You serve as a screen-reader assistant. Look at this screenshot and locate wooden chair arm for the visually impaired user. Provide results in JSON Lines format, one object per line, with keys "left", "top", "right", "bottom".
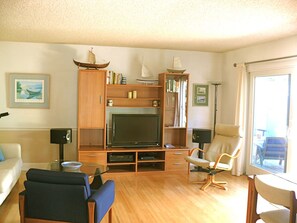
{"left": 213, "top": 149, "right": 241, "bottom": 169}
{"left": 19, "top": 192, "right": 25, "bottom": 223}
{"left": 189, "top": 147, "right": 204, "bottom": 156}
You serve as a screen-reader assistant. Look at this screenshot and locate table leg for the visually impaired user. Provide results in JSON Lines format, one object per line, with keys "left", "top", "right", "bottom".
{"left": 90, "top": 168, "right": 103, "bottom": 189}
{"left": 246, "top": 176, "right": 259, "bottom": 223}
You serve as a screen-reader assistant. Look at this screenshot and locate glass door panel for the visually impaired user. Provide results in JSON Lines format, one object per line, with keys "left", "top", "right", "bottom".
{"left": 251, "top": 74, "right": 290, "bottom": 173}
{"left": 165, "top": 76, "right": 188, "bottom": 128}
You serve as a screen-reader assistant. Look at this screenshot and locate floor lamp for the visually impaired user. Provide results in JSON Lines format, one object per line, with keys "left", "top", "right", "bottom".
{"left": 210, "top": 82, "right": 222, "bottom": 136}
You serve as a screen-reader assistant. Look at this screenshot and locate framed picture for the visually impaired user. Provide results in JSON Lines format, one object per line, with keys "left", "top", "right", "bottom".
{"left": 193, "top": 84, "right": 209, "bottom": 106}
{"left": 8, "top": 73, "right": 50, "bottom": 108}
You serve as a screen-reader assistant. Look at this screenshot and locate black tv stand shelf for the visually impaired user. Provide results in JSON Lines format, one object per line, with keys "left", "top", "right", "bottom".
{"left": 106, "top": 149, "right": 166, "bottom": 173}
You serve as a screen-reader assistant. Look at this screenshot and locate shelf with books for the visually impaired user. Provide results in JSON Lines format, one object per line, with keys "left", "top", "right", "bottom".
{"left": 159, "top": 73, "right": 189, "bottom": 149}
{"left": 107, "top": 71, "right": 124, "bottom": 85}
{"left": 106, "top": 98, "right": 161, "bottom": 108}
{"left": 107, "top": 84, "right": 161, "bottom": 89}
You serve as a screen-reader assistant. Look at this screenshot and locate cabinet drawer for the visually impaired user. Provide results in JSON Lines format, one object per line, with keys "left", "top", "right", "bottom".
{"left": 165, "top": 150, "right": 189, "bottom": 171}
{"left": 79, "top": 152, "right": 107, "bottom": 165}
{"left": 166, "top": 150, "right": 188, "bottom": 160}
{"left": 166, "top": 161, "right": 188, "bottom": 171}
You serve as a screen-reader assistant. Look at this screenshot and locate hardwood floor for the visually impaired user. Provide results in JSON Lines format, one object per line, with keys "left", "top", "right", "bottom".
{"left": 0, "top": 171, "right": 249, "bottom": 223}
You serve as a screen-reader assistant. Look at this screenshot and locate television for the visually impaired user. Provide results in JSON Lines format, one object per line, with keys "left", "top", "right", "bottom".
{"left": 111, "top": 114, "right": 161, "bottom": 148}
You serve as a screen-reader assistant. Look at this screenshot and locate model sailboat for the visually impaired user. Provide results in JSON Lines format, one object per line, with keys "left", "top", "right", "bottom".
{"left": 137, "top": 58, "right": 158, "bottom": 85}
{"left": 73, "top": 47, "right": 110, "bottom": 69}
{"left": 88, "top": 48, "right": 96, "bottom": 64}
{"left": 167, "top": 56, "right": 186, "bottom": 73}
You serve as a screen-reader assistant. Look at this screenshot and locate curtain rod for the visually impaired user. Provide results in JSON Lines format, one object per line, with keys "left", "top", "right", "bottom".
{"left": 233, "top": 54, "right": 297, "bottom": 67}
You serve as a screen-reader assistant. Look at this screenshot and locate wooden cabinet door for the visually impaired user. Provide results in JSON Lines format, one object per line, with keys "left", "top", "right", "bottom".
{"left": 78, "top": 70, "right": 106, "bottom": 128}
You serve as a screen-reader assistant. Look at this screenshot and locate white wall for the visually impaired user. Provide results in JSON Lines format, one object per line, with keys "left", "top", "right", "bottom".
{"left": 221, "top": 35, "right": 297, "bottom": 124}
{"left": 0, "top": 41, "right": 221, "bottom": 131}
{"left": 1, "top": 36, "right": 296, "bottom": 163}
{"left": 1, "top": 36, "right": 296, "bottom": 135}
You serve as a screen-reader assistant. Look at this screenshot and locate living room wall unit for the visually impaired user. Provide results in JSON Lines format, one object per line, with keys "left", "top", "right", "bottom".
{"left": 77, "top": 68, "right": 190, "bottom": 173}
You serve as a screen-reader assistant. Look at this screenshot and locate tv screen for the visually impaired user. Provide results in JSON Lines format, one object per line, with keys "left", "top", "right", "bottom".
{"left": 111, "top": 114, "right": 161, "bottom": 147}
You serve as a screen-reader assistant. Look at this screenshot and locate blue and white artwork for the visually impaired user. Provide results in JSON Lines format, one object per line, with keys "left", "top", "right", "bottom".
{"left": 15, "top": 79, "right": 44, "bottom": 103}
{"left": 9, "top": 73, "right": 49, "bottom": 108}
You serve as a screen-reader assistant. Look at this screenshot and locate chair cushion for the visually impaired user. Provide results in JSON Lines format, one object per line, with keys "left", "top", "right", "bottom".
{"left": 215, "top": 124, "right": 241, "bottom": 137}
{"left": 24, "top": 181, "right": 89, "bottom": 223}
{"left": 205, "top": 134, "right": 241, "bottom": 164}
{"left": 260, "top": 209, "right": 293, "bottom": 223}
{"left": 0, "top": 144, "right": 21, "bottom": 159}
{"left": 0, "top": 158, "right": 23, "bottom": 193}
{"left": 185, "top": 156, "right": 210, "bottom": 169}
{"left": 185, "top": 156, "right": 231, "bottom": 170}
{"left": 26, "top": 168, "right": 91, "bottom": 196}
{"left": 0, "top": 170, "right": 13, "bottom": 193}
{"left": 261, "top": 137, "right": 287, "bottom": 160}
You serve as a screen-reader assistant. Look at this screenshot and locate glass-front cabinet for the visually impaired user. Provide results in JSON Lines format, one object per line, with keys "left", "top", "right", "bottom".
{"left": 159, "top": 73, "right": 189, "bottom": 148}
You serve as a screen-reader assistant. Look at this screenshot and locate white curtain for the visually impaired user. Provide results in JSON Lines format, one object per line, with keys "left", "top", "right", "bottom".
{"left": 232, "top": 63, "right": 248, "bottom": 176}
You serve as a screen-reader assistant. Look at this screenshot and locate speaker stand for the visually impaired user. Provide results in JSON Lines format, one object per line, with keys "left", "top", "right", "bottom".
{"left": 198, "top": 143, "right": 205, "bottom": 159}
{"left": 59, "top": 144, "right": 65, "bottom": 163}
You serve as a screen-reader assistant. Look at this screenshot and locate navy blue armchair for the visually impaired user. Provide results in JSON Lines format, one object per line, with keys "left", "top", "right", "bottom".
{"left": 19, "top": 168, "right": 115, "bottom": 223}
{"left": 257, "top": 137, "right": 287, "bottom": 166}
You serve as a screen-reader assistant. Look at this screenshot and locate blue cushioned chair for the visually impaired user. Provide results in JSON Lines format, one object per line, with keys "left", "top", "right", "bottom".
{"left": 256, "top": 137, "right": 287, "bottom": 166}
{"left": 19, "top": 168, "right": 115, "bottom": 223}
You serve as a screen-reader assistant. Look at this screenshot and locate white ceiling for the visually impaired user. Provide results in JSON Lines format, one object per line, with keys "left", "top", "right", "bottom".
{"left": 1, "top": 0, "right": 297, "bottom": 52}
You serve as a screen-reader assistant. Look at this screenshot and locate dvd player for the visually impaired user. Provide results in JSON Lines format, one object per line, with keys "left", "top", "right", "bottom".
{"left": 108, "top": 153, "right": 134, "bottom": 163}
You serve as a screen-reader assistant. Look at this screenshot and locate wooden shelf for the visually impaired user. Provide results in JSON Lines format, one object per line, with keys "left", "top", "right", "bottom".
{"left": 107, "top": 84, "right": 161, "bottom": 104}
{"left": 107, "top": 84, "right": 162, "bottom": 88}
{"left": 79, "top": 146, "right": 105, "bottom": 151}
{"left": 137, "top": 162, "right": 165, "bottom": 172}
{"left": 107, "top": 165, "right": 136, "bottom": 173}
{"left": 138, "top": 159, "right": 165, "bottom": 163}
{"left": 164, "top": 126, "right": 187, "bottom": 129}
{"left": 106, "top": 98, "right": 161, "bottom": 108}
{"left": 107, "top": 97, "right": 160, "bottom": 100}
{"left": 107, "top": 162, "right": 136, "bottom": 165}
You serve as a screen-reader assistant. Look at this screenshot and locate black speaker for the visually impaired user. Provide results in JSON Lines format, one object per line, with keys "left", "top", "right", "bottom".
{"left": 50, "top": 128, "right": 72, "bottom": 144}
{"left": 192, "top": 129, "right": 212, "bottom": 159}
{"left": 192, "top": 129, "right": 212, "bottom": 143}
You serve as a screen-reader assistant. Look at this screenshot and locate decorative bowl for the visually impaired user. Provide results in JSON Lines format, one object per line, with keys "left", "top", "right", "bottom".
{"left": 61, "top": 161, "right": 82, "bottom": 170}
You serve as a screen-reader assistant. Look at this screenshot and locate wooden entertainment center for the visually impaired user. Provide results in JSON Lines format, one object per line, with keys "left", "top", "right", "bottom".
{"left": 77, "top": 69, "right": 190, "bottom": 173}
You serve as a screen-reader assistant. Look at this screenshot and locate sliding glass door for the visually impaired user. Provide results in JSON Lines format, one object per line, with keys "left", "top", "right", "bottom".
{"left": 246, "top": 65, "right": 297, "bottom": 175}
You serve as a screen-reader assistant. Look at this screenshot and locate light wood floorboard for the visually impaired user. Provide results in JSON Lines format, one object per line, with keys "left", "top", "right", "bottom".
{"left": 0, "top": 171, "right": 249, "bottom": 223}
